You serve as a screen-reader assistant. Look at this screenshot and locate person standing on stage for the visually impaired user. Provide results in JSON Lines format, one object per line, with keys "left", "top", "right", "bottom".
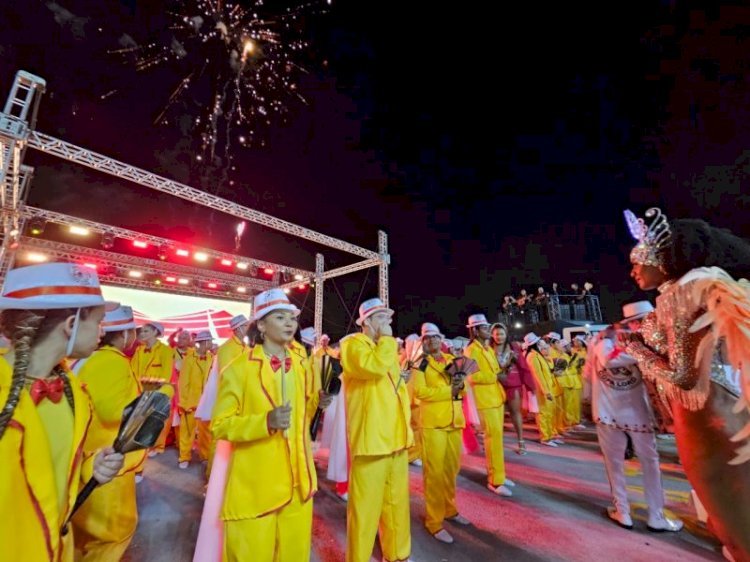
{"left": 211, "top": 288, "right": 331, "bottom": 561}
{"left": 340, "top": 298, "right": 413, "bottom": 562}
{"left": 73, "top": 305, "right": 145, "bottom": 561}
{"left": 0, "top": 263, "right": 124, "bottom": 562}
{"left": 130, "top": 321, "right": 173, "bottom": 454}
{"left": 412, "top": 322, "right": 471, "bottom": 544}
{"left": 592, "top": 301, "right": 683, "bottom": 532}
{"left": 178, "top": 330, "right": 214, "bottom": 469}
{"left": 465, "top": 314, "right": 514, "bottom": 497}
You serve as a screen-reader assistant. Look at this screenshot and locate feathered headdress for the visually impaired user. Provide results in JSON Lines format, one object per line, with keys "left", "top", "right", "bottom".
{"left": 623, "top": 207, "right": 672, "bottom": 268}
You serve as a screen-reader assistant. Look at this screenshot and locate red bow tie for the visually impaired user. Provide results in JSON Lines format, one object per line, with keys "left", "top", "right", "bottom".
{"left": 30, "top": 377, "right": 65, "bottom": 406}
{"left": 270, "top": 356, "right": 292, "bottom": 373}
{"left": 143, "top": 348, "right": 152, "bottom": 354}
{"left": 434, "top": 356, "right": 446, "bottom": 364}
{"left": 198, "top": 355, "right": 207, "bottom": 361}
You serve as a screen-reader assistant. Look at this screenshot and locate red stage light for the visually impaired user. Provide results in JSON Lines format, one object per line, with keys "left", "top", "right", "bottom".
{"left": 221, "top": 259, "right": 233, "bottom": 266}
{"left": 208, "top": 282, "right": 218, "bottom": 289}
{"left": 298, "top": 284, "right": 307, "bottom": 290}
{"left": 83, "top": 263, "right": 97, "bottom": 270}
{"left": 178, "top": 278, "right": 189, "bottom": 285}
{"left": 263, "top": 268, "right": 274, "bottom": 275}
{"left": 176, "top": 249, "right": 190, "bottom": 257}
{"left": 133, "top": 241, "right": 148, "bottom": 249}
{"left": 165, "top": 276, "right": 177, "bottom": 283}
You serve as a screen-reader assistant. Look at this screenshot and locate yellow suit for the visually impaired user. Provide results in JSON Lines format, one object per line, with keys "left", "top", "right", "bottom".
{"left": 465, "top": 339, "right": 507, "bottom": 487}
{"left": 568, "top": 349, "right": 586, "bottom": 425}
{"left": 0, "top": 358, "right": 93, "bottom": 562}
{"left": 130, "top": 341, "right": 174, "bottom": 452}
{"left": 549, "top": 349, "right": 572, "bottom": 433}
{"left": 212, "top": 343, "right": 320, "bottom": 561}
{"left": 526, "top": 350, "right": 559, "bottom": 442}
{"left": 341, "top": 333, "right": 412, "bottom": 562}
{"left": 73, "top": 346, "right": 145, "bottom": 561}
{"left": 413, "top": 352, "right": 465, "bottom": 534}
{"left": 178, "top": 350, "right": 213, "bottom": 463}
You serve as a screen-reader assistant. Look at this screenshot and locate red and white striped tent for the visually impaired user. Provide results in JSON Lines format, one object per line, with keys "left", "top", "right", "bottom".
{"left": 133, "top": 309, "right": 236, "bottom": 339}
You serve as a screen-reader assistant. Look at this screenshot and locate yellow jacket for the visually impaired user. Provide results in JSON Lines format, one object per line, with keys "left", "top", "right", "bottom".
{"left": 412, "top": 353, "right": 465, "bottom": 429}
{"left": 211, "top": 344, "right": 319, "bottom": 520}
{"left": 340, "top": 333, "right": 413, "bottom": 457}
{"left": 570, "top": 349, "right": 587, "bottom": 387}
{"left": 0, "top": 358, "right": 93, "bottom": 562}
{"left": 130, "top": 340, "right": 173, "bottom": 382}
{"left": 217, "top": 335, "right": 248, "bottom": 377}
{"left": 77, "top": 346, "right": 145, "bottom": 476}
{"left": 178, "top": 350, "right": 213, "bottom": 411}
{"left": 526, "top": 350, "right": 562, "bottom": 397}
{"left": 465, "top": 339, "right": 506, "bottom": 409}
{"left": 549, "top": 349, "right": 580, "bottom": 389}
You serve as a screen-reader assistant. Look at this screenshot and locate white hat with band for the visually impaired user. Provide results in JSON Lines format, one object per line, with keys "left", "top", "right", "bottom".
{"left": 102, "top": 305, "right": 136, "bottom": 332}
{"left": 253, "top": 288, "right": 300, "bottom": 322}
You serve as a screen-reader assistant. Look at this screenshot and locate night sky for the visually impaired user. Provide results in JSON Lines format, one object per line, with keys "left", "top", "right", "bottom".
{"left": 2, "top": 0, "right": 750, "bottom": 338}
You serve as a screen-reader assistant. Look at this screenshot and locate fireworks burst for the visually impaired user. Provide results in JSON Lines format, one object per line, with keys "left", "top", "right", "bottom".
{"left": 110, "top": 0, "right": 328, "bottom": 161}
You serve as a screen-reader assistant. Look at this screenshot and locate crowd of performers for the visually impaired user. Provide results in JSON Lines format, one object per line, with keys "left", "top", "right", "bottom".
{"left": 1, "top": 207, "right": 750, "bottom": 562}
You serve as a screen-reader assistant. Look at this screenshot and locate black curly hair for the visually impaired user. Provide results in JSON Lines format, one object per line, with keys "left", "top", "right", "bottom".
{"left": 657, "top": 219, "right": 750, "bottom": 281}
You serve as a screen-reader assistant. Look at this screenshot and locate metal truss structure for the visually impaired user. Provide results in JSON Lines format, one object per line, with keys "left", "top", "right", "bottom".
{"left": 0, "top": 70, "right": 390, "bottom": 331}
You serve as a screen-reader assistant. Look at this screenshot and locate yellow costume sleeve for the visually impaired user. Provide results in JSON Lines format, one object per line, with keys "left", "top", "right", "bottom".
{"left": 412, "top": 368, "right": 452, "bottom": 402}
{"left": 341, "top": 335, "right": 398, "bottom": 381}
{"left": 211, "top": 368, "right": 272, "bottom": 443}
{"left": 528, "top": 353, "right": 551, "bottom": 395}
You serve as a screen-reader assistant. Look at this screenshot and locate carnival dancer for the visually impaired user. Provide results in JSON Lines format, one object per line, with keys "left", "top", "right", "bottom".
{"left": 210, "top": 288, "right": 331, "bottom": 561}
{"left": 545, "top": 332, "right": 571, "bottom": 437}
{"left": 412, "top": 322, "right": 471, "bottom": 544}
{"left": 591, "top": 302, "right": 683, "bottom": 532}
{"left": 570, "top": 336, "right": 588, "bottom": 427}
{"left": 524, "top": 333, "right": 564, "bottom": 447}
{"left": 178, "top": 330, "right": 213, "bottom": 469}
{"left": 621, "top": 208, "right": 750, "bottom": 560}
{"left": 465, "top": 314, "right": 514, "bottom": 496}
{"left": 490, "top": 323, "right": 536, "bottom": 455}
{"left": 73, "top": 305, "right": 145, "bottom": 561}
{"left": 0, "top": 263, "right": 124, "bottom": 561}
{"left": 340, "top": 298, "right": 413, "bottom": 562}
{"left": 130, "top": 321, "right": 173, "bottom": 454}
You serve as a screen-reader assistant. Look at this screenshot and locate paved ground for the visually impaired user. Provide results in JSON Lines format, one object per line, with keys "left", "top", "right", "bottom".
{"left": 124, "top": 423, "right": 724, "bottom": 562}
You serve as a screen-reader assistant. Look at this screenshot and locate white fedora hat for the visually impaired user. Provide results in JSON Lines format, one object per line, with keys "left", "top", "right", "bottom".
{"left": 355, "top": 297, "right": 394, "bottom": 326}
{"left": 253, "top": 288, "right": 300, "bottom": 322}
{"left": 522, "top": 332, "right": 542, "bottom": 349}
{"left": 545, "top": 332, "right": 562, "bottom": 341}
{"left": 420, "top": 322, "right": 444, "bottom": 338}
{"left": 229, "top": 314, "right": 250, "bottom": 330}
{"left": 466, "top": 314, "right": 490, "bottom": 329}
{"left": 194, "top": 330, "right": 213, "bottom": 342}
{"left": 300, "top": 326, "right": 317, "bottom": 346}
{"left": 0, "top": 263, "right": 117, "bottom": 311}
{"left": 621, "top": 301, "right": 654, "bottom": 323}
{"left": 102, "top": 305, "right": 136, "bottom": 333}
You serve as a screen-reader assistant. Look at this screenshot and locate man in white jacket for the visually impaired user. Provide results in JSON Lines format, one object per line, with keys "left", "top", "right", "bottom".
{"left": 592, "top": 301, "right": 683, "bottom": 533}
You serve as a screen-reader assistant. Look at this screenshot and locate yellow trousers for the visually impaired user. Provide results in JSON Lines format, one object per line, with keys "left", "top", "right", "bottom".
{"left": 535, "top": 392, "right": 555, "bottom": 442}
{"left": 563, "top": 388, "right": 582, "bottom": 426}
{"left": 197, "top": 420, "right": 212, "bottom": 462}
{"left": 477, "top": 406, "right": 506, "bottom": 487}
{"left": 223, "top": 490, "right": 312, "bottom": 562}
{"left": 72, "top": 472, "right": 138, "bottom": 561}
{"left": 153, "top": 415, "right": 171, "bottom": 453}
{"left": 179, "top": 410, "right": 197, "bottom": 462}
{"left": 554, "top": 395, "right": 566, "bottom": 434}
{"left": 422, "top": 428, "right": 461, "bottom": 534}
{"left": 408, "top": 406, "right": 422, "bottom": 463}
{"left": 347, "top": 451, "right": 411, "bottom": 562}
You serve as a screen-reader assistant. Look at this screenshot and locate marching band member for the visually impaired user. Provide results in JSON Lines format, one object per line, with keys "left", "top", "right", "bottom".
{"left": 402, "top": 333, "right": 423, "bottom": 467}
{"left": 412, "top": 322, "right": 471, "bottom": 544}
{"left": 341, "top": 298, "right": 413, "bottom": 562}
{"left": 524, "top": 333, "right": 563, "bottom": 447}
{"left": 178, "top": 331, "right": 214, "bottom": 469}
{"left": 130, "top": 321, "right": 173, "bottom": 454}
{"left": 0, "top": 263, "right": 124, "bottom": 561}
{"left": 547, "top": 333, "right": 579, "bottom": 433}
{"left": 465, "top": 314, "right": 514, "bottom": 497}
{"left": 211, "top": 289, "right": 331, "bottom": 561}
{"left": 73, "top": 305, "right": 144, "bottom": 561}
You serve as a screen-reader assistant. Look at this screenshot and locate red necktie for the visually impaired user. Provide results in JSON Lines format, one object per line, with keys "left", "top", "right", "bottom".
{"left": 270, "top": 356, "right": 292, "bottom": 372}
{"left": 30, "top": 377, "right": 65, "bottom": 406}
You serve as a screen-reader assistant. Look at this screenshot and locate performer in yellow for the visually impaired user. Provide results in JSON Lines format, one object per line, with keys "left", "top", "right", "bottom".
{"left": 524, "top": 333, "right": 564, "bottom": 447}
{"left": 178, "top": 330, "right": 214, "bottom": 468}
{"left": 130, "top": 321, "right": 173, "bottom": 453}
{"left": 0, "top": 263, "right": 124, "bottom": 562}
{"left": 73, "top": 304, "right": 145, "bottom": 561}
{"left": 212, "top": 289, "right": 331, "bottom": 561}
{"left": 567, "top": 336, "right": 587, "bottom": 429}
{"left": 546, "top": 333, "right": 579, "bottom": 432}
{"left": 465, "top": 313, "right": 513, "bottom": 497}
{"left": 402, "top": 334, "right": 423, "bottom": 466}
{"left": 412, "top": 322, "right": 470, "bottom": 544}
{"left": 341, "top": 297, "right": 413, "bottom": 562}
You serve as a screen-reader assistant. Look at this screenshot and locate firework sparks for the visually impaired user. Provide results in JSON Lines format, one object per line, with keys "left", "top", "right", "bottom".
{"left": 110, "top": 0, "right": 328, "bottom": 161}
